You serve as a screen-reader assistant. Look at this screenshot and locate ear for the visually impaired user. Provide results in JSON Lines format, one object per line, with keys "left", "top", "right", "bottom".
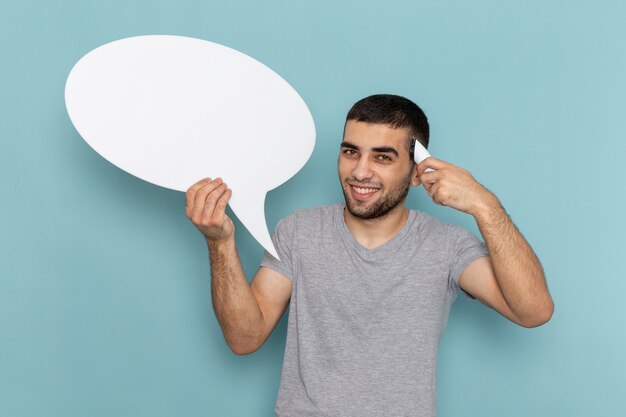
{"left": 410, "top": 163, "right": 421, "bottom": 187}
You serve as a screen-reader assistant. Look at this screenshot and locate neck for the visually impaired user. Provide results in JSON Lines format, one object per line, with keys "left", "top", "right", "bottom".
{"left": 343, "top": 203, "right": 410, "bottom": 249}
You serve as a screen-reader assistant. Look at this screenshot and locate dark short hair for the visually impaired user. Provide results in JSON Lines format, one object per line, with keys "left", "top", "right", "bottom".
{"left": 346, "top": 94, "right": 430, "bottom": 151}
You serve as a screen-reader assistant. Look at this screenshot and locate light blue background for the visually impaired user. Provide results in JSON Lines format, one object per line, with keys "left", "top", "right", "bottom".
{"left": 1, "top": 1, "right": 625, "bottom": 416}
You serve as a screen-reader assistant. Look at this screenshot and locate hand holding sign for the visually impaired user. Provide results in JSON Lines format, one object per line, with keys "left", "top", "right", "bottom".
{"left": 65, "top": 35, "right": 316, "bottom": 258}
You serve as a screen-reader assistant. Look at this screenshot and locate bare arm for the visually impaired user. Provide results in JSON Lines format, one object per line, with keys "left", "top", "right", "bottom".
{"left": 186, "top": 178, "right": 292, "bottom": 354}
{"left": 418, "top": 158, "right": 554, "bottom": 327}
{"left": 463, "top": 196, "right": 552, "bottom": 327}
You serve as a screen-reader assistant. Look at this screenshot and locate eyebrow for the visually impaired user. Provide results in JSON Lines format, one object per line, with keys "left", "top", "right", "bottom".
{"left": 371, "top": 146, "right": 399, "bottom": 157}
{"left": 340, "top": 142, "right": 399, "bottom": 157}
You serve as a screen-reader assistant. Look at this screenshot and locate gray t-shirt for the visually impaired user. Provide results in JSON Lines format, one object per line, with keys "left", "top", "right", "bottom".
{"left": 261, "top": 204, "right": 488, "bottom": 417}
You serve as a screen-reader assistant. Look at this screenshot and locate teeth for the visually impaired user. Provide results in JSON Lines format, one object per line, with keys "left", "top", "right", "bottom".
{"left": 354, "top": 186, "right": 378, "bottom": 194}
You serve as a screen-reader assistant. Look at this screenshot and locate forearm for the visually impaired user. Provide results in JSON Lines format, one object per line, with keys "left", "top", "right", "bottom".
{"left": 472, "top": 194, "right": 553, "bottom": 326}
{"left": 207, "top": 237, "right": 265, "bottom": 354}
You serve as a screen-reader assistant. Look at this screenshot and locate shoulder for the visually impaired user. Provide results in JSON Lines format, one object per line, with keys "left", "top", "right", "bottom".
{"left": 280, "top": 204, "right": 340, "bottom": 224}
{"left": 274, "top": 204, "right": 341, "bottom": 234}
{"left": 411, "top": 209, "right": 453, "bottom": 237}
{"left": 410, "top": 209, "right": 482, "bottom": 246}
{"left": 270, "top": 204, "right": 340, "bottom": 258}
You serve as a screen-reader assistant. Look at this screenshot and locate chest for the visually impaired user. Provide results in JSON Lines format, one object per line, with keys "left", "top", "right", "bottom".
{"left": 292, "top": 234, "right": 453, "bottom": 335}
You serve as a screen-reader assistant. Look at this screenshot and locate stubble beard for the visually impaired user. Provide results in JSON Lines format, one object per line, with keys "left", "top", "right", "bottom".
{"left": 341, "top": 173, "right": 413, "bottom": 220}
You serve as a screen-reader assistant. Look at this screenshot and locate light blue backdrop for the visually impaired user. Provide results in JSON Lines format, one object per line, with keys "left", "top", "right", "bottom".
{"left": 1, "top": 1, "right": 625, "bottom": 416}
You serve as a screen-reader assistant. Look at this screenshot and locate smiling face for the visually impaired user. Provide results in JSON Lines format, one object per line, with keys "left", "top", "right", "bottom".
{"left": 338, "top": 120, "right": 420, "bottom": 220}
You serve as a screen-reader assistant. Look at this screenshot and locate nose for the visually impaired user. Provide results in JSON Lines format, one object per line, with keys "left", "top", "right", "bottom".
{"left": 352, "top": 155, "right": 373, "bottom": 181}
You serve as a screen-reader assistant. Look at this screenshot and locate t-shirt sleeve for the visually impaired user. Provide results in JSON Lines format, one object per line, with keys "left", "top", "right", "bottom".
{"left": 260, "top": 213, "right": 296, "bottom": 280}
{"left": 448, "top": 224, "right": 489, "bottom": 298}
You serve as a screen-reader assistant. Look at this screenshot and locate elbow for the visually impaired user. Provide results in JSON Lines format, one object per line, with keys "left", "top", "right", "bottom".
{"left": 229, "top": 344, "right": 261, "bottom": 356}
{"left": 230, "top": 347, "right": 256, "bottom": 356}
{"left": 226, "top": 335, "right": 264, "bottom": 356}
{"left": 221, "top": 318, "right": 268, "bottom": 355}
{"left": 518, "top": 299, "right": 554, "bottom": 328}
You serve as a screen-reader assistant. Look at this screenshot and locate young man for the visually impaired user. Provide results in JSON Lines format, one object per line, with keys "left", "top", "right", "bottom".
{"left": 186, "top": 95, "right": 553, "bottom": 417}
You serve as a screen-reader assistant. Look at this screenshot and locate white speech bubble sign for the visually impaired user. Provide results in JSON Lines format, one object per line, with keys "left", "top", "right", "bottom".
{"left": 65, "top": 35, "right": 316, "bottom": 259}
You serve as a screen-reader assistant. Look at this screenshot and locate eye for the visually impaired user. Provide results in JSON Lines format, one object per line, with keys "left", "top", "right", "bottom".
{"left": 375, "top": 154, "right": 393, "bottom": 162}
{"left": 342, "top": 149, "right": 358, "bottom": 158}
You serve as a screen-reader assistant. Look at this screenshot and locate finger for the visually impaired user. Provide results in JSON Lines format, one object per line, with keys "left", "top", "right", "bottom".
{"left": 190, "top": 178, "right": 222, "bottom": 219}
{"left": 211, "top": 187, "right": 232, "bottom": 223}
{"left": 186, "top": 177, "right": 212, "bottom": 216}
{"left": 190, "top": 178, "right": 224, "bottom": 220}
{"left": 417, "top": 157, "right": 448, "bottom": 176}
{"left": 426, "top": 180, "right": 439, "bottom": 198}
{"left": 419, "top": 170, "right": 440, "bottom": 186}
{"left": 429, "top": 182, "right": 449, "bottom": 206}
{"left": 200, "top": 183, "right": 229, "bottom": 222}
